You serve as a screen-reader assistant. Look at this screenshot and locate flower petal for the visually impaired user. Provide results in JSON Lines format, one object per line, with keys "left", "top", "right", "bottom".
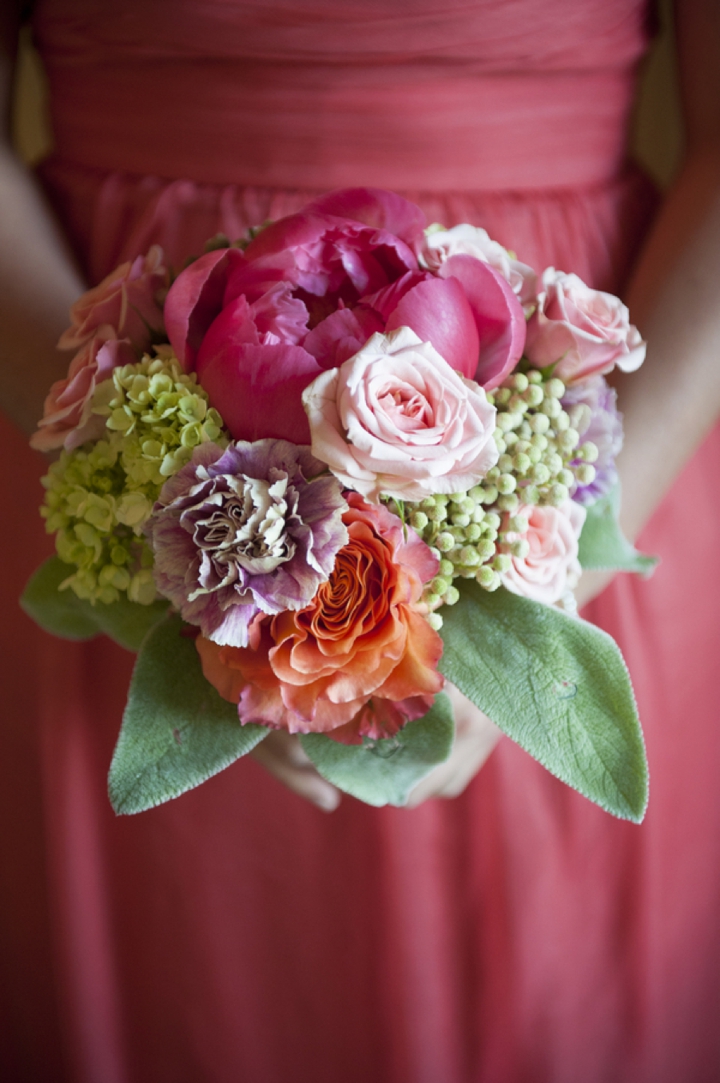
{"left": 385, "top": 276, "right": 480, "bottom": 378}
{"left": 164, "top": 247, "right": 247, "bottom": 370}
{"left": 438, "top": 254, "right": 526, "bottom": 388}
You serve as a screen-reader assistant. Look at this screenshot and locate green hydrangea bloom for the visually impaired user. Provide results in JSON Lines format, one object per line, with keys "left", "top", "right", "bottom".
{"left": 40, "top": 350, "right": 228, "bottom": 606}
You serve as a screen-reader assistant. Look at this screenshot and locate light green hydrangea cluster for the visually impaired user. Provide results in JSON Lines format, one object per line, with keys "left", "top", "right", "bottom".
{"left": 40, "top": 350, "right": 227, "bottom": 606}
{"left": 401, "top": 368, "right": 599, "bottom": 627}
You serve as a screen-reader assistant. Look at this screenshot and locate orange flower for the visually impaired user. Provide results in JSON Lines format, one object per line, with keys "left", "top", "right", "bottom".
{"left": 196, "top": 494, "right": 444, "bottom": 737}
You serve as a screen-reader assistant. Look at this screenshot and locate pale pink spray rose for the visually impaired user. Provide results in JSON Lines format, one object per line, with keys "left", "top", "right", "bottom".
{"left": 421, "top": 224, "right": 538, "bottom": 311}
{"left": 30, "top": 329, "right": 136, "bottom": 452}
{"left": 524, "top": 268, "right": 646, "bottom": 383}
{"left": 302, "top": 326, "right": 499, "bottom": 502}
{"left": 58, "top": 245, "right": 168, "bottom": 352}
{"left": 501, "top": 500, "right": 587, "bottom": 605}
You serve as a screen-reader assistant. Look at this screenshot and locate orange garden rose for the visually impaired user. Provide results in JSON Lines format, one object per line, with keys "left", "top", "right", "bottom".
{"left": 196, "top": 493, "right": 444, "bottom": 741}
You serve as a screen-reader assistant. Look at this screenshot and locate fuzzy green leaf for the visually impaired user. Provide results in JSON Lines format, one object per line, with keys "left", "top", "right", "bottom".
{"left": 108, "top": 614, "right": 268, "bottom": 814}
{"left": 300, "top": 693, "right": 455, "bottom": 807}
{"left": 20, "top": 555, "right": 170, "bottom": 651}
{"left": 578, "top": 486, "right": 658, "bottom": 575}
{"left": 439, "top": 582, "right": 648, "bottom": 822}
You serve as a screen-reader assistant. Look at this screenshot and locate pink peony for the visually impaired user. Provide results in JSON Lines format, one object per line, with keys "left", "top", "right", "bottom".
{"left": 501, "top": 500, "right": 587, "bottom": 605}
{"left": 524, "top": 268, "right": 646, "bottom": 382}
{"left": 421, "top": 224, "right": 538, "bottom": 311}
{"left": 302, "top": 326, "right": 498, "bottom": 502}
{"left": 30, "top": 329, "right": 136, "bottom": 452}
{"left": 58, "top": 246, "right": 168, "bottom": 352}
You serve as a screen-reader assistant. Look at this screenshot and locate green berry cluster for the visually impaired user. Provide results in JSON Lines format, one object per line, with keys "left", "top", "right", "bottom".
{"left": 40, "top": 351, "right": 227, "bottom": 606}
{"left": 402, "top": 368, "right": 599, "bottom": 628}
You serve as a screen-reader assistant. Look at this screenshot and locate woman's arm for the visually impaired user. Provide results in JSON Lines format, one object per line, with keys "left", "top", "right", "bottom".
{"left": 0, "top": 9, "right": 85, "bottom": 435}
{"left": 576, "top": 0, "right": 720, "bottom": 606}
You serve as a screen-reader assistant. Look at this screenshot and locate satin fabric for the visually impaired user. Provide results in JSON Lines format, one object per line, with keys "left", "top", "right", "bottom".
{"left": 2, "top": 2, "right": 720, "bottom": 1081}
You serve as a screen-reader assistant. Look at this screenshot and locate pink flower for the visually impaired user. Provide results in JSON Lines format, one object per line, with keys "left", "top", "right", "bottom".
{"left": 30, "top": 329, "right": 136, "bottom": 452}
{"left": 243, "top": 207, "right": 418, "bottom": 307}
{"left": 524, "top": 268, "right": 646, "bottom": 382}
{"left": 501, "top": 500, "right": 587, "bottom": 605}
{"left": 421, "top": 224, "right": 538, "bottom": 311}
{"left": 196, "top": 493, "right": 443, "bottom": 737}
{"left": 58, "top": 246, "right": 168, "bottom": 352}
{"left": 302, "top": 326, "right": 498, "bottom": 502}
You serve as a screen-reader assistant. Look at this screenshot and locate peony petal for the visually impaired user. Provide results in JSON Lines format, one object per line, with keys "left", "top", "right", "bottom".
{"left": 306, "top": 188, "right": 427, "bottom": 252}
{"left": 303, "top": 306, "right": 384, "bottom": 367}
{"left": 385, "top": 276, "right": 480, "bottom": 379}
{"left": 164, "top": 247, "right": 247, "bottom": 370}
{"left": 439, "top": 254, "right": 526, "bottom": 388}
{"left": 197, "top": 335, "right": 322, "bottom": 445}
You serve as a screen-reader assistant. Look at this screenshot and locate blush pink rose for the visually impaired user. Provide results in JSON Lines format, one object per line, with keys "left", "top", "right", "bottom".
{"left": 302, "top": 326, "right": 498, "bottom": 502}
{"left": 58, "top": 245, "right": 168, "bottom": 352}
{"left": 30, "top": 329, "right": 136, "bottom": 452}
{"left": 524, "top": 268, "right": 646, "bottom": 382}
{"left": 501, "top": 500, "right": 587, "bottom": 605}
{"left": 421, "top": 224, "right": 538, "bottom": 311}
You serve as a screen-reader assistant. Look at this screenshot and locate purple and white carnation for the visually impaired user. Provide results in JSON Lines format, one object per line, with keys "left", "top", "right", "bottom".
{"left": 562, "top": 376, "right": 623, "bottom": 505}
{"left": 146, "top": 440, "right": 349, "bottom": 647}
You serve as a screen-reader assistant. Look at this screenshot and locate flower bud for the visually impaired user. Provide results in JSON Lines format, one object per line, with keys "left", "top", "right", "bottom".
{"left": 523, "top": 384, "right": 544, "bottom": 408}
{"left": 498, "top": 492, "right": 519, "bottom": 512}
{"left": 575, "top": 463, "right": 597, "bottom": 486}
{"left": 529, "top": 413, "right": 550, "bottom": 435}
{"left": 507, "top": 514, "right": 529, "bottom": 533}
{"left": 476, "top": 565, "right": 496, "bottom": 588}
{"left": 548, "top": 483, "right": 569, "bottom": 505}
{"left": 509, "top": 373, "right": 529, "bottom": 392}
{"left": 577, "top": 441, "right": 599, "bottom": 463}
{"left": 510, "top": 538, "right": 530, "bottom": 559}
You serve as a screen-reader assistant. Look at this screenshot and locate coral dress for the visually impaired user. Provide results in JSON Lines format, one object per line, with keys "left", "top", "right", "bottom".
{"left": 3, "top": 2, "right": 720, "bottom": 1081}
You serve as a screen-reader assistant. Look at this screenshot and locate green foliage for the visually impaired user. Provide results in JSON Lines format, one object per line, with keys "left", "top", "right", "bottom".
{"left": 300, "top": 693, "right": 455, "bottom": 806}
{"left": 108, "top": 614, "right": 268, "bottom": 814}
{"left": 20, "top": 555, "right": 169, "bottom": 651}
{"left": 439, "top": 581, "right": 648, "bottom": 822}
{"left": 578, "top": 485, "right": 658, "bottom": 574}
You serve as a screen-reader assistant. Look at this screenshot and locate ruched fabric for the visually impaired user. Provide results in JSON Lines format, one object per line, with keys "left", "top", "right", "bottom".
{"left": 2, "top": 2, "right": 720, "bottom": 1082}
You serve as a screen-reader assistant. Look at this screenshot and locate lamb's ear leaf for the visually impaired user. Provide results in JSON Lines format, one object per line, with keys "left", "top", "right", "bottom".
{"left": 300, "top": 693, "right": 454, "bottom": 807}
{"left": 20, "top": 555, "right": 170, "bottom": 651}
{"left": 108, "top": 614, "right": 268, "bottom": 814}
{"left": 578, "top": 485, "right": 658, "bottom": 575}
{"left": 439, "top": 581, "right": 648, "bottom": 822}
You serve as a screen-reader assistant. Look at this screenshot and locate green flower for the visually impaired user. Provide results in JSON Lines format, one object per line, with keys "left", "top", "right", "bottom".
{"left": 40, "top": 350, "right": 229, "bottom": 605}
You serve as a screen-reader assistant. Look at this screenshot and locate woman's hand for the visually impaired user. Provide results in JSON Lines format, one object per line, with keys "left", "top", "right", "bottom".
{"left": 405, "top": 683, "right": 501, "bottom": 806}
{"left": 250, "top": 683, "right": 501, "bottom": 811}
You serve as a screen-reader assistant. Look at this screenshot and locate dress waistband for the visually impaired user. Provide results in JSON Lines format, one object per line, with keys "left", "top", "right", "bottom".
{"left": 44, "top": 60, "right": 636, "bottom": 192}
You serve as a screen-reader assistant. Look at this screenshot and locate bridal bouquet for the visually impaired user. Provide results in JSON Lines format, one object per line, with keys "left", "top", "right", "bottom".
{"left": 22, "top": 188, "right": 654, "bottom": 819}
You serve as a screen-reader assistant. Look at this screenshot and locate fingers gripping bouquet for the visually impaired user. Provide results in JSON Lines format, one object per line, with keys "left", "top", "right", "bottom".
{"left": 23, "top": 189, "right": 654, "bottom": 818}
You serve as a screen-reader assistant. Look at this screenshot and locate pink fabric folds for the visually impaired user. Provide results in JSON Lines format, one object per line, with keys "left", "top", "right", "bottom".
{"left": 34, "top": 0, "right": 649, "bottom": 193}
